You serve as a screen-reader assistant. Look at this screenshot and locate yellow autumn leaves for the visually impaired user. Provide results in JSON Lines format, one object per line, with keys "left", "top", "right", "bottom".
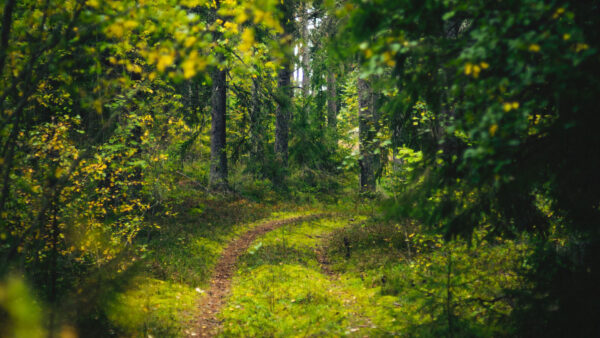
{"left": 464, "top": 61, "right": 489, "bottom": 78}
{"left": 100, "top": 0, "right": 282, "bottom": 80}
{"left": 106, "top": 19, "right": 139, "bottom": 39}
{"left": 488, "top": 102, "right": 520, "bottom": 136}
{"left": 239, "top": 28, "right": 255, "bottom": 53}
{"left": 503, "top": 101, "right": 520, "bottom": 112}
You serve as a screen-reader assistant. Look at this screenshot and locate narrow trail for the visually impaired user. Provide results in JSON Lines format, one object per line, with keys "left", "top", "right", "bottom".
{"left": 314, "top": 229, "right": 377, "bottom": 334}
{"left": 189, "top": 213, "right": 328, "bottom": 337}
{"left": 315, "top": 239, "right": 335, "bottom": 276}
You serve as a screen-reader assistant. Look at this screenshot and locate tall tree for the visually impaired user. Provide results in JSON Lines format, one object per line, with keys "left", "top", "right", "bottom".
{"left": 208, "top": 1, "right": 228, "bottom": 189}
{"left": 274, "top": 0, "right": 295, "bottom": 171}
{"left": 357, "top": 75, "right": 377, "bottom": 192}
{"left": 300, "top": 1, "right": 310, "bottom": 98}
{"left": 326, "top": 15, "right": 338, "bottom": 130}
{"left": 249, "top": 77, "right": 263, "bottom": 168}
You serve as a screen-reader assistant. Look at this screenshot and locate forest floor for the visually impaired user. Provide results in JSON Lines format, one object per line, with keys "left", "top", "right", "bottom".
{"left": 211, "top": 213, "right": 396, "bottom": 337}
{"left": 107, "top": 197, "right": 412, "bottom": 337}
{"left": 107, "top": 196, "right": 523, "bottom": 337}
{"left": 190, "top": 214, "right": 328, "bottom": 336}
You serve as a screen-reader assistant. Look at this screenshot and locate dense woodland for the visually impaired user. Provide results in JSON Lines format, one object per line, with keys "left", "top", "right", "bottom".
{"left": 1, "top": 0, "right": 599, "bottom": 336}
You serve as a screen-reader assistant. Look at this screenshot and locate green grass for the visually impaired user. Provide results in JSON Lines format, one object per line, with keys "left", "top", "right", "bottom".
{"left": 220, "top": 215, "right": 531, "bottom": 337}
{"left": 105, "top": 195, "right": 332, "bottom": 336}
{"left": 105, "top": 192, "right": 527, "bottom": 337}
{"left": 106, "top": 277, "right": 198, "bottom": 337}
{"left": 220, "top": 216, "right": 381, "bottom": 337}
{"left": 220, "top": 264, "right": 372, "bottom": 336}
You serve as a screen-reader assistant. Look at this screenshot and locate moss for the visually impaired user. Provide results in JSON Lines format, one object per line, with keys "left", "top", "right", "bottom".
{"left": 221, "top": 216, "right": 379, "bottom": 337}
{"left": 220, "top": 264, "right": 373, "bottom": 337}
{"left": 106, "top": 277, "right": 197, "bottom": 337}
{"left": 221, "top": 215, "right": 529, "bottom": 336}
{"left": 106, "top": 200, "right": 331, "bottom": 336}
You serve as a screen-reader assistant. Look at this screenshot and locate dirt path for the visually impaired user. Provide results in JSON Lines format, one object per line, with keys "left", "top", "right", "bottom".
{"left": 188, "top": 214, "right": 327, "bottom": 337}
{"left": 315, "top": 241, "right": 335, "bottom": 276}
{"left": 314, "top": 226, "right": 377, "bottom": 333}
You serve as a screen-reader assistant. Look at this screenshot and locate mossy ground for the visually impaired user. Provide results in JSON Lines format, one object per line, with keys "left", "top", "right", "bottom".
{"left": 105, "top": 195, "right": 527, "bottom": 337}
{"left": 220, "top": 216, "right": 379, "bottom": 336}
{"left": 104, "top": 196, "right": 334, "bottom": 336}
{"left": 220, "top": 215, "right": 530, "bottom": 337}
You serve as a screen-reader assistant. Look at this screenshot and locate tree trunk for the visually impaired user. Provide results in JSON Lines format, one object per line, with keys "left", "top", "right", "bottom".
{"left": 0, "top": 0, "right": 16, "bottom": 75}
{"left": 275, "top": 63, "right": 291, "bottom": 166}
{"left": 358, "top": 76, "right": 376, "bottom": 192}
{"left": 208, "top": 1, "right": 228, "bottom": 189}
{"left": 300, "top": 2, "right": 310, "bottom": 98}
{"left": 274, "top": 0, "right": 294, "bottom": 171}
{"left": 249, "top": 78, "right": 263, "bottom": 168}
{"left": 326, "top": 15, "right": 337, "bottom": 130}
{"left": 209, "top": 66, "right": 227, "bottom": 189}
{"left": 327, "top": 70, "right": 337, "bottom": 130}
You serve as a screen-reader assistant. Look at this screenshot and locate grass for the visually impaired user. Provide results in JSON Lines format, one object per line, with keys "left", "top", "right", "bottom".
{"left": 220, "top": 214, "right": 531, "bottom": 337}
{"left": 104, "top": 190, "right": 529, "bottom": 336}
{"left": 220, "top": 215, "right": 381, "bottom": 336}
{"left": 106, "top": 277, "right": 198, "bottom": 337}
{"left": 104, "top": 194, "right": 333, "bottom": 336}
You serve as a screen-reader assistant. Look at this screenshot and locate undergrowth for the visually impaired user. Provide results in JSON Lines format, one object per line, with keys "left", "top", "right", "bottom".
{"left": 221, "top": 214, "right": 533, "bottom": 336}
{"left": 105, "top": 192, "right": 330, "bottom": 336}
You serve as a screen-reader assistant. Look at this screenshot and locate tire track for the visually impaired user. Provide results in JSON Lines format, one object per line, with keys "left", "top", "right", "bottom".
{"left": 188, "top": 213, "right": 328, "bottom": 337}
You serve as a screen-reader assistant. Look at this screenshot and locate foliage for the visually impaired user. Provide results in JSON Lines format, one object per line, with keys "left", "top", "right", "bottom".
{"left": 1, "top": 0, "right": 598, "bottom": 335}
{"left": 345, "top": 0, "right": 600, "bottom": 333}
{"left": 326, "top": 220, "right": 531, "bottom": 336}
{"left": 347, "top": 0, "right": 600, "bottom": 233}
{"left": 0, "top": 275, "right": 44, "bottom": 338}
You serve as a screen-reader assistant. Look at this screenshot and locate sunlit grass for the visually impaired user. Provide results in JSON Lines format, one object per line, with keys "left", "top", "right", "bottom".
{"left": 221, "top": 214, "right": 530, "bottom": 336}
{"left": 106, "top": 277, "right": 197, "bottom": 336}
{"left": 106, "top": 196, "right": 330, "bottom": 336}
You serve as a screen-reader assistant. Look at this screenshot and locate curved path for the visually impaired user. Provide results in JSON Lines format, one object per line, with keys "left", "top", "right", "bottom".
{"left": 189, "top": 214, "right": 328, "bottom": 337}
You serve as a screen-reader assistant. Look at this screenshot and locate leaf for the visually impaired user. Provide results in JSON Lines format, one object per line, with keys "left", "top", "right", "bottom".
{"left": 442, "top": 11, "right": 455, "bottom": 21}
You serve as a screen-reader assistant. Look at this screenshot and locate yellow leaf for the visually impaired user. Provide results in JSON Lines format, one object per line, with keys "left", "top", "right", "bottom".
{"left": 528, "top": 44, "right": 541, "bottom": 52}
{"left": 184, "top": 36, "right": 197, "bottom": 48}
{"left": 106, "top": 22, "right": 124, "bottom": 38}
{"left": 224, "top": 21, "right": 238, "bottom": 34}
{"left": 239, "top": 28, "right": 255, "bottom": 53}
{"left": 472, "top": 65, "right": 481, "bottom": 78}
{"left": 575, "top": 43, "right": 589, "bottom": 52}
{"left": 489, "top": 124, "right": 498, "bottom": 136}
{"left": 464, "top": 63, "right": 472, "bottom": 75}
{"left": 123, "top": 20, "right": 138, "bottom": 30}
{"left": 87, "top": 0, "right": 99, "bottom": 8}
{"left": 157, "top": 53, "right": 175, "bottom": 72}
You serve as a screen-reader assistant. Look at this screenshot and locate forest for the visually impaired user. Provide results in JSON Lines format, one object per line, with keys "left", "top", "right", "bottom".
{"left": 1, "top": 0, "right": 599, "bottom": 336}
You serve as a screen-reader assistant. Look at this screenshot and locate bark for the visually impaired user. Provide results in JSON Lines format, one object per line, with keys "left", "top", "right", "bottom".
{"left": 358, "top": 76, "right": 376, "bottom": 192}
{"left": 325, "top": 15, "right": 338, "bottom": 130}
{"left": 0, "top": 0, "right": 16, "bottom": 75}
{"left": 209, "top": 66, "right": 228, "bottom": 189}
{"left": 275, "top": 62, "right": 291, "bottom": 166}
{"left": 300, "top": 2, "right": 310, "bottom": 98}
{"left": 249, "top": 78, "right": 263, "bottom": 165}
{"left": 208, "top": 0, "right": 228, "bottom": 189}
{"left": 274, "top": 0, "right": 294, "bottom": 170}
{"left": 327, "top": 70, "right": 337, "bottom": 130}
